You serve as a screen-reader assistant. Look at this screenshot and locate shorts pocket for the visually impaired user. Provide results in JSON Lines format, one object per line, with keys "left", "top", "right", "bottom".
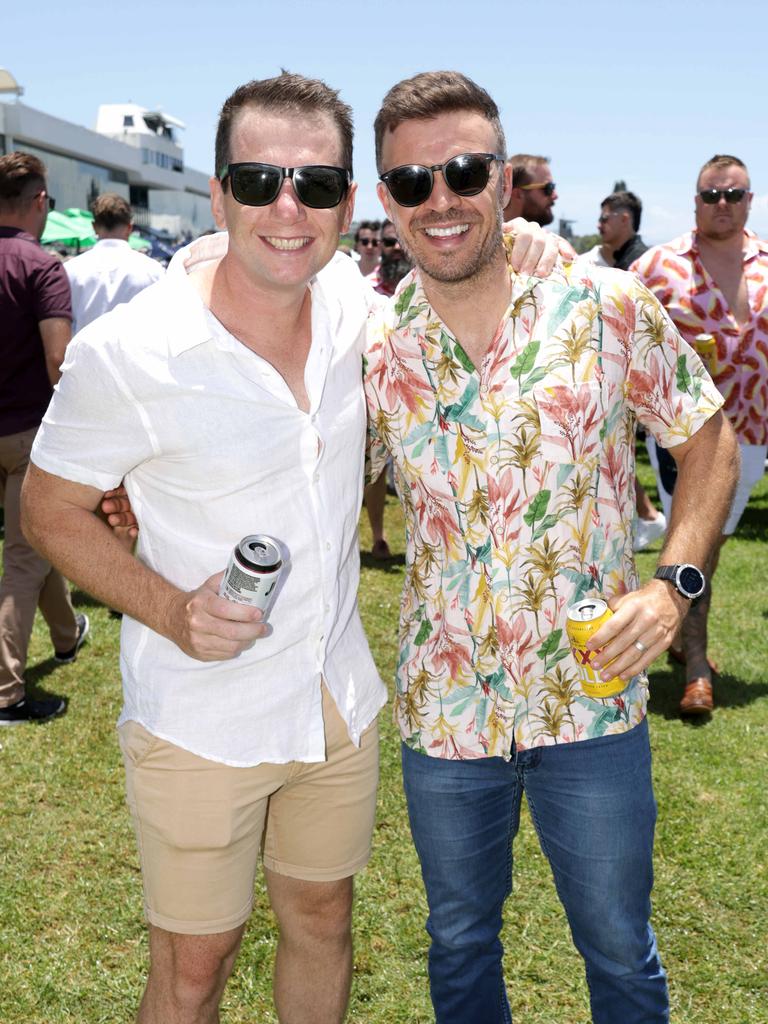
{"left": 118, "top": 720, "right": 163, "bottom": 768}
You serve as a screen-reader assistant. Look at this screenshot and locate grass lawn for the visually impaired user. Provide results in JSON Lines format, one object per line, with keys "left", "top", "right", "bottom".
{"left": 1, "top": 459, "right": 766, "bottom": 1023}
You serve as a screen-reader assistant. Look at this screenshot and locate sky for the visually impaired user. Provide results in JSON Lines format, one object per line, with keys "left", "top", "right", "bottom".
{"left": 5, "top": 0, "right": 768, "bottom": 244}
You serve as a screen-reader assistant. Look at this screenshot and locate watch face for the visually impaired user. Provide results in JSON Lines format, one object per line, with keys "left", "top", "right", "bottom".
{"left": 678, "top": 565, "right": 705, "bottom": 597}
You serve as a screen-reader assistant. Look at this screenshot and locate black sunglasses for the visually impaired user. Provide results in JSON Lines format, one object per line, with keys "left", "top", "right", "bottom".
{"left": 379, "top": 152, "right": 504, "bottom": 208}
{"left": 358, "top": 238, "right": 379, "bottom": 247}
{"left": 219, "top": 162, "right": 351, "bottom": 210}
{"left": 380, "top": 237, "right": 399, "bottom": 247}
{"left": 698, "top": 187, "right": 747, "bottom": 205}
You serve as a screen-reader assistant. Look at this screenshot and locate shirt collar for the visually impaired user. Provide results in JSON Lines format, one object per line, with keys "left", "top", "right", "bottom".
{"left": 0, "top": 226, "right": 39, "bottom": 245}
{"left": 681, "top": 228, "right": 767, "bottom": 261}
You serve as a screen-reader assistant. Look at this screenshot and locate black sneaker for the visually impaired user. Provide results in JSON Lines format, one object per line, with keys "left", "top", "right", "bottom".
{"left": 54, "top": 613, "right": 90, "bottom": 664}
{"left": 0, "top": 696, "right": 66, "bottom": 726}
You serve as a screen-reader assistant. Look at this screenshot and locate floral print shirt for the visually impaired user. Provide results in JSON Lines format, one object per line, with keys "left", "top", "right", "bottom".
{"left": 631, "top": 229, "right": 768, "bottom": 446}
{"left": 364, "top": 241, "right": 723, "bottom": 757}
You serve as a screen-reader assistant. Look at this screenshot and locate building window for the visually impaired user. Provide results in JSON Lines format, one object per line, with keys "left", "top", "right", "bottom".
{"left": 123, "top": 115, "right": 134, "bottom": 127}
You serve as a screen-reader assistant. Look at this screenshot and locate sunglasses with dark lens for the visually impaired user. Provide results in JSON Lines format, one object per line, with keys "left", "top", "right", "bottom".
{"left": 380, "top": 237, "right": 399, "bottom": 247}
{"left": 358, "top": 238, "right": 379, "bottom": 247}
{"left": 219, "top": 162, "right": 351, "bottom": 210}
{"left": 698, "top": 187, "right": 747, "bottom": 205}
{"left": 519, "top": 180, "right": 556, "bottom": 197}
{"left": 379, "top": 152, "right": 504, "bottom": 208}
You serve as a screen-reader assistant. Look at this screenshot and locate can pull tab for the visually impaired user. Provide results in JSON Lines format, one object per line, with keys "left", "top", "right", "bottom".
{"left": 246, "top": 541, "right": 268, "bottom": 557}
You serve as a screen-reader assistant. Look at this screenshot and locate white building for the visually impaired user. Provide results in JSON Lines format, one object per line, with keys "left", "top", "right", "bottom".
{"left": 0, "top": 74, "right": 214, "bottom": 238}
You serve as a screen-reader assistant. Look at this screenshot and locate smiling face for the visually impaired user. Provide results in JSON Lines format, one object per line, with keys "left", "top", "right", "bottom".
{"left": 376, "top": 110, "right": 511, "bottom": 285}
{"left": 210, "top": 106, "right": 355, "bottom": 294}
{"left": 695, "top": 163, "right": 752, "bottom": 243}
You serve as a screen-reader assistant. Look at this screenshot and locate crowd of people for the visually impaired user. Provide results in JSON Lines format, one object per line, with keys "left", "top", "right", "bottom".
{"left": 1, "top": 66, "right": 765, "bottom": 1024}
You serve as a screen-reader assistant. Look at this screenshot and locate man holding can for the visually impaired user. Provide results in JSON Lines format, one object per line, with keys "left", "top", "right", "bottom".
{"left": 364, "top": 71, "right": 739, "bottom": 1023}
{"left": 631, "top": 154, "right": 768, "bottom": 715}
{"left": 19, "top": 72, "right": 556, "bottom": 1024}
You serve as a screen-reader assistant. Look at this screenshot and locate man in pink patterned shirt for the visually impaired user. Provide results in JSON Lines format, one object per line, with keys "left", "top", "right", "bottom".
{"left": 632, "top": 154, "right": 768, "bottom": 716}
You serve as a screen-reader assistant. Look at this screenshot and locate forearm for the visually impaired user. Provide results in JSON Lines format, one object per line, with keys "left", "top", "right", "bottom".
{"left": 22, "top": 477, "right": 181, "bottom": 638}
{"left": 659, "top": 412, "right": 739, "bottom": 571}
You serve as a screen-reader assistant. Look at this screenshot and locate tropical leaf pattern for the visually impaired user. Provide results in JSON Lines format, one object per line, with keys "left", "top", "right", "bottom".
{"left": 364, "top": 239, "right": 723, "bottom": 758}
{"left": 631, "top": 229, "right": 768, "bottom": 445}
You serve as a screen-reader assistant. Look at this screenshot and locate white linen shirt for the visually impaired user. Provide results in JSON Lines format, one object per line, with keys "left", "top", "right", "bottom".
{"left": 33, "top": 232, "right": 386, "bottom": 766}
{"left": 65, "top": 238, "right": 164, "bottom": 332}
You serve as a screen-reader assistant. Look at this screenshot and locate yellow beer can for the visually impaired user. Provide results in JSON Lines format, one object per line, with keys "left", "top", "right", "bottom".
{"left": 693, "top": 333, "right": 717, "bottom": 374}
{"left": 566, "top": 598, "right": 627, "bottom": 699}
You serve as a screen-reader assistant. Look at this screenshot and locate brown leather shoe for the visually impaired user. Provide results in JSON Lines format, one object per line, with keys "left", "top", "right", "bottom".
{"left": 679, "top": 677, "right": 714, "bottom": 716}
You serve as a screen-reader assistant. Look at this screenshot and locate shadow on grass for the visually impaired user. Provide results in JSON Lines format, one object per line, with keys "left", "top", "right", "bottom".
{"left": 732, "top": 503, "right": 767, "bottom": 542}
{"left": 360, "top": 551, "right": 406, "bottom": 572}
{"left": 647, "top": 665, "right": 768, "bottom": 721}
{"left": 70, "top": 588, "right": 107, "bottom": 609}
{"left": 25, "top": 657, "right": 66, "bottom": 688}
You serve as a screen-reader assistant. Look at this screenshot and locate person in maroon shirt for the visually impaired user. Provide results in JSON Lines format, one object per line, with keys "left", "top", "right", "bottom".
{"left": 0, "top": 152, "right": 88, "bottom": 726}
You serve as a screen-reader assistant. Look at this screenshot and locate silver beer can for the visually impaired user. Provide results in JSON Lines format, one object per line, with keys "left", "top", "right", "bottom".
{"left": 219, "top": 535, "right": 283, "bottom": 616}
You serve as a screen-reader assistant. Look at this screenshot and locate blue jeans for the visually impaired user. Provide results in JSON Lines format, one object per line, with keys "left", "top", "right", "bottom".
{"left": 401, "top": 718, "right": 669, "bottom": 1023}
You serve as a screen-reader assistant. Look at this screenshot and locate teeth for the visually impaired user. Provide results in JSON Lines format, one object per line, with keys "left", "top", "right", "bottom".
{"left": 424, "top": 224, "right": 469, "bottom": 238}
{"left": 265, "top": 236, "right": 310, "bottom": 250}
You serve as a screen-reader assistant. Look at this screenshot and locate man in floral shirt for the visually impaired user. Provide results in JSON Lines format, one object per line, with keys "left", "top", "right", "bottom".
{"left": 367, "top": 71, "right": 738, "bottom": 1024}
{"left": 631, "top": 154, "right": 768, "bottom": 715}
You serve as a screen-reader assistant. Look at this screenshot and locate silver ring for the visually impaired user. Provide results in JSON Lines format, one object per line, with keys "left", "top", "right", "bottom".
{"left": 634, "top": 640, "right": 647, "bottom": 654}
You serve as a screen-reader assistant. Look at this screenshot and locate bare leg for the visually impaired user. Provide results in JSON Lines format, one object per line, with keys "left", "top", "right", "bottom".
{"left": 137, "top": 923, "right": 245, "bottom": 1024}
{"left": 364, "top": 469, "right": 389, "bottom": 557}
{"left": 634, "top": 478, "right": 662, "bottom": 521}
{"left": 266, "top": 868, "right": 354, "bottom": 1024}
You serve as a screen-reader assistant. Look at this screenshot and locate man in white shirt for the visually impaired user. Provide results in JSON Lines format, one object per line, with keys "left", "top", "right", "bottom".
{"left": 65, "top": 193, "right": 163, "bottom": 332}
{"left": 22, "top": 73, "right": 385, "bottom": 1024}
{"left": 21, "top": 71, "right": 556, "bottom": 1023}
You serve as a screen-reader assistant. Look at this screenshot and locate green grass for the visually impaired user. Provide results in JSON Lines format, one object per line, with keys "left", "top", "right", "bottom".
{"left": 1, "top": 460, "right": 766, "bottom": 1023}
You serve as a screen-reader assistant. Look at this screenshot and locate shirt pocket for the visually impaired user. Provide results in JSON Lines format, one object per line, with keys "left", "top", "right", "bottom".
{"left": 533, "top": 381, "right": 603, "bottom": 464}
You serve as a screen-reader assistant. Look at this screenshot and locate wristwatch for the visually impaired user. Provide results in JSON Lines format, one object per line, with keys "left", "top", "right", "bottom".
{"left": 654, "top": 564, "right": 706, "bottom": 600}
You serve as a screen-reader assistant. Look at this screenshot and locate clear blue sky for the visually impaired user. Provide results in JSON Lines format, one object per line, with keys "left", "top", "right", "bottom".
{"left": 6, "top": 0, "right": 767, "bottom": 243}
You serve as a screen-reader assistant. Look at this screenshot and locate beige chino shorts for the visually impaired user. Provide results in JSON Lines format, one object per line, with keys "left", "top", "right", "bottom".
{"left": 118, "top": 686, "right": 379, "bottom": 935}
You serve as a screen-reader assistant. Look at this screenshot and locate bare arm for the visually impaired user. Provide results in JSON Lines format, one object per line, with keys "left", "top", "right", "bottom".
{"left": 590, "top": 411, "right": 739, "bottom": 679}
{"left": 38, "top": 317, "right": 72, "bottom": 385}
{"left": 21, "top": 464, "right": 266, "bottom": 661}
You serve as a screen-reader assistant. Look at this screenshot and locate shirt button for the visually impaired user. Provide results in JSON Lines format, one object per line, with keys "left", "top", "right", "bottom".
{"left": 324, "top": 603, "right": 330, "bottom": 613}
{"left": 313, "top": 472, "right": 320, "bottom": 483}
{"left": 325, "top": 542, "right": 331, "bottom": 551}
{"left": 480, "top": 384, "right": 488, "bottom": 394}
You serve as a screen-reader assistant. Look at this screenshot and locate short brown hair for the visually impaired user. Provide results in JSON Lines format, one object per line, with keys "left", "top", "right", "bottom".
{"left": 697, "top": 154, "right": 750, "bottom": 190}
{"left": 215, "top": 71, "right": 354, "bottom": 182}
{"left": 374, "top": 71, "right": 506, "bottom": 172}
{"left": 91, "top": 192, "right": 132, "bottom": 230}
{"left": 508, "top": 154, "right": 550, "bottom": 189}
{"left": 0, "top": 151, "right": 47, "bottom": 213}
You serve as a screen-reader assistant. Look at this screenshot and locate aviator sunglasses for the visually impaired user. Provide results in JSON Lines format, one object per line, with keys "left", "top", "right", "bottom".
{"left": 219, "top": 162, "right": 351, "bottom": 209}
{"left": 379, "top": 152, "right": 504, "bottom": 207}
{"left": 698, "top": 187, "right": 748, "bottom": 205}
{"left": 519, "top": 180, "right": 556, "bottom": 196}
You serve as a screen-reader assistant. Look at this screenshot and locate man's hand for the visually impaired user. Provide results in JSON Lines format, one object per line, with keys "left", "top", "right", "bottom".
{"left": 164, "top": 571, "right": 268, "bottom": 662}
{"left": 101, "top": 485, "right": 139, "bottom": 542}
{"left": 503, "top": 218, "right": 575, "bottom": 277}
{"left": 587, "top": 580, "right": 689, "bottom": 681}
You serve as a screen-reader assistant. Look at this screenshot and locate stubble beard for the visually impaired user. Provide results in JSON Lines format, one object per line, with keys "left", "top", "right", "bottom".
{"left": 404, "top": 208, "right": 506, "bottom": 285}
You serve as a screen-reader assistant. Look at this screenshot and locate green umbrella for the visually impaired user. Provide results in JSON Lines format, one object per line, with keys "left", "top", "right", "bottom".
{"left": 41, "top": 210, "right": 94, "bottom": 247}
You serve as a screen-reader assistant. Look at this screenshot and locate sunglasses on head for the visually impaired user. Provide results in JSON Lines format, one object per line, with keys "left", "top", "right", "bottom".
{"left": 379, "top": 152, "right": 504, "bottom": 208}
{"left": 698, "top": 187, "right": 747, "bottom": 205}
{"left": 519, "top": 180, "right": 556, "bottom": 196}
{"left": 219, "top": 162, "right": 351, "bottom": 210}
